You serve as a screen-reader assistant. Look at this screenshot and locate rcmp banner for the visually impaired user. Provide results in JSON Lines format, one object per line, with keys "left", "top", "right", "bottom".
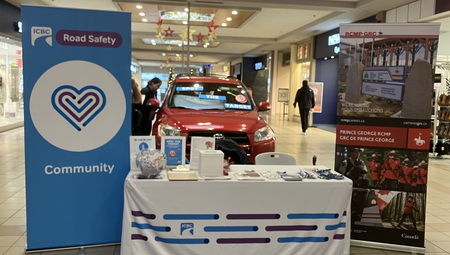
{"left": 334, "top": 23, "right": 439, "bottom": 253}
{"left": 22, "top": 6, "right": 131, "bottom": 250}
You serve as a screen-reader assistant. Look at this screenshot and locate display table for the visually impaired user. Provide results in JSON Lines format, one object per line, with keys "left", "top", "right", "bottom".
{"left": 121, "top": 165, "right": 352, "bottom": 255}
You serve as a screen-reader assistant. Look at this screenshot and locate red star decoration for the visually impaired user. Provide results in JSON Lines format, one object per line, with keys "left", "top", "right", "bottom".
{"left": 164, "top": 26, "right": 174, "bottom": 37}
{"left": 197, "top": 32, "right": 204, "bottom": 42}
{"left": 207, "top": 20, "right": 218, "bottom": 32}
{"left": 157, "top": 16, "right": 163, "bottom": 27}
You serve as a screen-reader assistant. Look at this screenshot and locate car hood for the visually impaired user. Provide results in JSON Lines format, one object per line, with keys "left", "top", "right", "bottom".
{"left": 158, "top": 108, "right": 268, "bottom": 132}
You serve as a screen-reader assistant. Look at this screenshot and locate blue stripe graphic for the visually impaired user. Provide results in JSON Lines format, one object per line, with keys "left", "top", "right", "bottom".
{"left": 325, "top": 222, "right": 346, "bottom": 230}
{"left": 278, "top": 237, "right": 329, "bottom": 243}
{"left": 155, "top": 236, "right": 209, "bottom": 244}
{"left": 204, "top": 226, "right": 258, "bottom": 232}
{"left": 287, "top": 213, "right": 338, "bottom": 219}
{"left": 164, "top": 214, "right": 219, "bottom": 220}
{"left": 131, "top": 222, "right": 171, "bottom": 232}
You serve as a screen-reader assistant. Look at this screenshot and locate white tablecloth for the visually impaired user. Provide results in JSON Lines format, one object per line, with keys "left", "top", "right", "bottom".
{"left": 121, "top": 165, "right": 352, "bottom": 255}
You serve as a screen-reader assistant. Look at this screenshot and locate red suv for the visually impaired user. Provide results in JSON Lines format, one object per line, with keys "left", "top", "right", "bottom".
{"left": 152, "top": 75, "right": 275, "bottom": 163}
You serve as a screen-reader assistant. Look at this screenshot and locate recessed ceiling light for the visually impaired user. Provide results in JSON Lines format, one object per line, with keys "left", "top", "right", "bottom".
{"left": 182, "top": 21, "right": 188, "bottom": 25}
{"left": 184, "top": 8, "right": 189, "bottom": 12}
{"left": 136, "top": 5, "right": 142, "bottom": 9}
{"left": 221, "top": 23, "right": 227, "bottom": 27}
{"left": 139, "top": 12, "right": 145, "bottom": 16}
{"left": 231, "top": 11, "right": 238, "bottom": 15}
{"left": 226, "top": 17, "right": 232, "bottom": 21}
{"left": 203, "top": 45, "right": 208, "bottom": 48}
{"left": 142, "top": 18, "right": 148, "bottom": 22}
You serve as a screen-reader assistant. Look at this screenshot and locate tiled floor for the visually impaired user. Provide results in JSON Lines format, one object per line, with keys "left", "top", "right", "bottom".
{"left": 0, "top": 114, "right": 449, "bottom": 254}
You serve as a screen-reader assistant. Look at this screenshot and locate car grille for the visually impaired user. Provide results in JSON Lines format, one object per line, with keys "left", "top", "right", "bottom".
{"left": 186, "top": 131, "right": 251, "bottom": 155}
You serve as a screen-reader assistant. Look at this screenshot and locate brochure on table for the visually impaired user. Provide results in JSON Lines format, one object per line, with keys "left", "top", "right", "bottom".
{"left": 190, "top": 137, "right": 215, "bottom": 170}
{"left": 162, "top": 136, "right": 186, "bottom": 167}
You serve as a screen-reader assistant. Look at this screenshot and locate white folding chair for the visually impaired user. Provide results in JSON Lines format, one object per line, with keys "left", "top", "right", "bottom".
{"left": 255, "top": 152, "right": 297, "bottom": 165}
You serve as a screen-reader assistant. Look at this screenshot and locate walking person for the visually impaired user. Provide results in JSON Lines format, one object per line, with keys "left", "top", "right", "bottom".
{"left": 293, "top": 80, "right": 315, "bottom": 135}
{"left": 140, "top": 77, "right": 162, "bottom": 135}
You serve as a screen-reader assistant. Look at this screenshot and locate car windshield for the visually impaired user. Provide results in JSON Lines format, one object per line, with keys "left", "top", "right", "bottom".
{"left": 168, "top": 82, "right": 254, "bottom": 111}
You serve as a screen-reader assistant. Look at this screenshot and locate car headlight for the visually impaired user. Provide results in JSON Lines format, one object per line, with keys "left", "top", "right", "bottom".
{"left": 254, "top": 125, "right": 275, "bottom": 142}
{"left": 158, "top": 123, "right": 181, "bottom": 136}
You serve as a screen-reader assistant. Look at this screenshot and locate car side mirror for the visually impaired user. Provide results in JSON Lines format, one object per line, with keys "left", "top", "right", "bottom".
{"left": 258, "top": 102, "right": 271, "bottom": 111}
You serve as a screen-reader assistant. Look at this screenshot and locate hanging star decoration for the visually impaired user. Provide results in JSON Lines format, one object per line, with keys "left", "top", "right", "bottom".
{"left": 164, "top": 26, "right": 174, "bottom": 37}
{"left": 207, "top": 20, "right": 219, "bottom": 33}
{"left": 179, "top": 28, "right": 196, "bottom": 42}
{"left": 197, "top": 32, "right": 204, "bottom": 42}
{"left": 206, "top": 20, "right": 219, "bottom": 43}
{"left": 166, "top": 45, "right": 172, "bottom": 51}
{"left": 155, "top": 33, "right": 164, "bottom": 40}
{"left": 155, "top": 16, "right": 164, "bottom": 41}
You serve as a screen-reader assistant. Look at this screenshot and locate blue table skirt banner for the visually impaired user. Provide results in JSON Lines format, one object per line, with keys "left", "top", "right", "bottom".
{"left": 22, "top": 6, "right": 131, "bottom": 251}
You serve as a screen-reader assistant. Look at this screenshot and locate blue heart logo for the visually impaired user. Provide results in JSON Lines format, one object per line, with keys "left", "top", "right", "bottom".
{"left": 51, "top": 85, "right": 106, "bottom": 131}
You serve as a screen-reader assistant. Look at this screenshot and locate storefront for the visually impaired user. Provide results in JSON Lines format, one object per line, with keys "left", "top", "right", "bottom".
{"left": 0, "top": 0, "right": 23, "bottom": 132}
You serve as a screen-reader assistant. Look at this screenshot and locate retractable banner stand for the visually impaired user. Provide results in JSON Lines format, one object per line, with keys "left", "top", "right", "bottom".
{"left": 22, "top": 6, "right": 130, "bottom": 251}
{"left": 334, "top": 23, "right": 440, "bottom": 252}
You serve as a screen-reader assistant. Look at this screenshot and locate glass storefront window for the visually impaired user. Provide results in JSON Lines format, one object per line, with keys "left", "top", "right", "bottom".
{"left": 0, "top": 36, "right": 23, "bottom": 131}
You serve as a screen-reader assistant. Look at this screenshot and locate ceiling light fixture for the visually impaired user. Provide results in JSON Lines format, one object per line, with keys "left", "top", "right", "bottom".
{"left": 136, "top": 5, "right": 142, "bottom": 9}
{"left": 231, "top": 11, "right": 238, "bottom": 15}
{"left": 142, "top": 18, "right": 148, "bottom": 22}
{"left": 182, "top": 21, "right": 188, "bottom": 25}
{"left": 221, "top": 23, "right": 227, "bottom": 27}
{"left": 226, "top": 17, "right": 232, "bottom": 21}
{"left": 139, "top": 12, "right": 145, "bottom": 16}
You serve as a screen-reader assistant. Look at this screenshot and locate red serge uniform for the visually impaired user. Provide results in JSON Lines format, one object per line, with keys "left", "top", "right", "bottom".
{"left": 417, "top": 165, "right": 427, "bottom": 192}
{"left": 398, "top": 163, "right": 413, "bottom": 191}
{"left": 398, "top": 197, "right": 418, "bottom": 230}
{"left": 368, "top": 159, "right": 381, "bottom": 181}
{"left": 411, "top": 166, "right": 419, "bottom": 190}
{"left": 403, "top": 200, "right": 415, "bottom": 214}
{"left": 381, "top": 156, "right": 401, "bottom": 189}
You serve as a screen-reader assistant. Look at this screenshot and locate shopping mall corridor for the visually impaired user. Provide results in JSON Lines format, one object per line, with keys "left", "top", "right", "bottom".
{"left": 0, "top": 114, "right": 450, "bottom": 254}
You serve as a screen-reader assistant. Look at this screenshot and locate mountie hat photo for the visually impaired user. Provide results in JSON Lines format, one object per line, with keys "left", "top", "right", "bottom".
{"left": 349, "top": 147, "right": 362, "bottom": 152}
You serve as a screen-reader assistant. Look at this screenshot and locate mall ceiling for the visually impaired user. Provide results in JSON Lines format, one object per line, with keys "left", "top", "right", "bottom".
{"left": 7, "top": 0, "right": 448, "bottom": 68}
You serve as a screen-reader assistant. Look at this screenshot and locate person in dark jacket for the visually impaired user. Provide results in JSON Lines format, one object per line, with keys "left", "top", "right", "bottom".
{"left": 140, "top": 77, "right": 162, "bottom": 135}
{"left": 293, "top": 80, "right": 315, "bottom": 134}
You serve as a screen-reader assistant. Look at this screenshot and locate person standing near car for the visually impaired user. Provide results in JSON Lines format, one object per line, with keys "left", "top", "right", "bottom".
{"left": 131, "top": 77, "right": 143, "bottom": 135}
{"left": 141, "top": 77, "right": 162, "bottom": 135}
{"left": 293, "top": 80, "right": 315, "bottom": 135}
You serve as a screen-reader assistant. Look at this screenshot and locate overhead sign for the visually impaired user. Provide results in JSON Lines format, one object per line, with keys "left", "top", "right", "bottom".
{"left": 22, "top": 6, "right": 130, "bottom": 251}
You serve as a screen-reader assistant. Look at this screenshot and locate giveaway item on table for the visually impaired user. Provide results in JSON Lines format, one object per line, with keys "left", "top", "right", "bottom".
{"left": 199, "top": 150, "right": 224, "bottom": 177}
{"left": 313, "top": 169, "right": 345, "bottom": 180}
{"left": 135, "top": 149, "right": 166, "bottom": 179}
{"left": 279, "top": 173, "right": 303, "bottom": 181}
{"left": 234, "top": 170, "right": 266, "bottom": 181}
{"left": 167, "top": 170, "right": 199, "bottom": 181}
